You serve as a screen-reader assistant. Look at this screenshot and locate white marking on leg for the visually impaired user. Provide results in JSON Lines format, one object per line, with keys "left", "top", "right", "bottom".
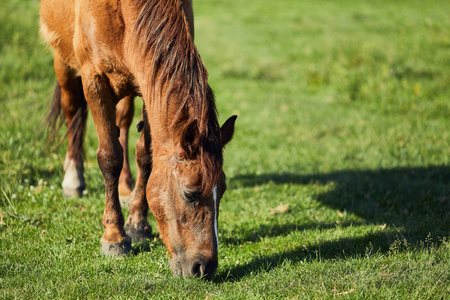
{"left": 213, "top": 185, "right": 219, "bottom": 250}
{"left": 62, "top": 153, "right": 85, "bottom": 195}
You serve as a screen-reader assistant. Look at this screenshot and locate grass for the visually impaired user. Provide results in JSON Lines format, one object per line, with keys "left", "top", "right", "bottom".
{"left": 1, "top": 0, "right": 449, "bottom": 298}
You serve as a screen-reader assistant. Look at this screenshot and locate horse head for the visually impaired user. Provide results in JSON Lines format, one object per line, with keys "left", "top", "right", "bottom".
{"left": 147, "top": 115, "right": 236, "bottom": 278}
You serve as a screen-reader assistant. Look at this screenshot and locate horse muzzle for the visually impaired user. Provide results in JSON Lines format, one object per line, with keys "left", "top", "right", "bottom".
{"left": 170, "top": 254, "right": 218, "bottom": 279}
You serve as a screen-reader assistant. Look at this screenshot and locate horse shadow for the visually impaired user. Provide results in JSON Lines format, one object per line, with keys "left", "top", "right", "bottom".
{"left": 215, "top": 166, "right": 450, "bottom": 282}
{"left": 13, "top": 164, "right": 57, "bottom": 186}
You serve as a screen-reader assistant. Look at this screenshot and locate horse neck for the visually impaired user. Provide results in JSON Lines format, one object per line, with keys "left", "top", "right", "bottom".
{"left": 142, "top": 86, "right": 210, "bottom": 157}
{"left": 122, "top": 0, "right": 213, "bottom": 153}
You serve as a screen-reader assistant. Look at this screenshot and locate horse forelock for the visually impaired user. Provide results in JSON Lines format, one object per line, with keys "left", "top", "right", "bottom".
{"left": 131, "top": 0, "right": 222, "bottom": 197}
{"left": 179, "top": 86, "right": 223, "bottom": 199}
{"left": 198, "top": 87, "right": 223, "bottom": 199}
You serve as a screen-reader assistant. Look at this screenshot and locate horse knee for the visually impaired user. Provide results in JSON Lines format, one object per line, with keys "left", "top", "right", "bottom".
{"left": 136, "top": 140, "right": 152, "bottom": 172}
{"left": 97, "top": 143, "right": 123, "bottom": 180}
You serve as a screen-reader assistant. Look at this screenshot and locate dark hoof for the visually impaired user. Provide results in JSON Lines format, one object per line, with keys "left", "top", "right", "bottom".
{"left": 102, "top": 241, "right": 132, "bottom": 256}
{"left": 125, "top": 221, "right": 152, "bottom": 243}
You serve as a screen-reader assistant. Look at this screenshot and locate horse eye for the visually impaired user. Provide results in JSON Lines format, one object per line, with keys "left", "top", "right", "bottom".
{"left": 183, "top": 190, "right": 201, "bottom": 202}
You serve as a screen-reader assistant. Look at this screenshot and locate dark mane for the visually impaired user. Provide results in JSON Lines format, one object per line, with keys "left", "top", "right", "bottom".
{"left": 132, "top": 0, "right": 222, "bottom": 196}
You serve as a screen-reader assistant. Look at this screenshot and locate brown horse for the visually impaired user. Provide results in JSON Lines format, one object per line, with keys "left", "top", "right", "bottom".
{"left": 40, "top": 0, "right": 236, "bottom": 278}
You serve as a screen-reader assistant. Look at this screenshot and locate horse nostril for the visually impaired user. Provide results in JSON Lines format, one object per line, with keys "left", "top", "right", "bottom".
{"left": 190, "top": 260, "right": 217, "bottom": 279}
{"left": 175, "top": 257, "right": 218, "bottom": 279}
{"left": 177, "top": 261, "right": 183, "bottom": 277}
{"left": 191, "top": 262, "right": 204, "bottom": 277}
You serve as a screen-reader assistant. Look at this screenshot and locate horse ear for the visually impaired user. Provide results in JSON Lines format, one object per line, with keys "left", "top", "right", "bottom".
{"left": 220, "top": 115, "right": 237, "bottom": 147}
{"left": 180, "top": 120, "right": 200, "bottom": 158}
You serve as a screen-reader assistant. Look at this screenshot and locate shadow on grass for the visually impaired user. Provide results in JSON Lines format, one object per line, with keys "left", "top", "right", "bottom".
{"left": 215, "top": 230, "right": 439, "bottom": 283}
{"left": 13, "top": 164, "right": 57, "bottom": 185}
{"left": 216, "top": 166, "right": 450, "bottom": 282}
{"left": 132, "top": 234, "right": 164, "bottom": 255}
{"left": 231, "top": 166, "right": 449, "bottom": 236}
{"left": 221, "top": 220, "right": 366, "bottom": 246}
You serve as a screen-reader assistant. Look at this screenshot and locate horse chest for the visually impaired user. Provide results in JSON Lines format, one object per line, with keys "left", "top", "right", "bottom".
{"left": 105, "top": 70, "right": 136, "bottom": 100}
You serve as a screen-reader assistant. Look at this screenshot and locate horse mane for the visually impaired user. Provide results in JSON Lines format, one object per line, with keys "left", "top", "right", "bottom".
{"left": 131, "top": 0, "right": 222, "bottom": 197}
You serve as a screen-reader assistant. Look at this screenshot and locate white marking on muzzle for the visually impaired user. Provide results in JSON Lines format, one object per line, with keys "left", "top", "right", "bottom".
{"left": 213, "top": 185, "right": 219, "bottom": 250}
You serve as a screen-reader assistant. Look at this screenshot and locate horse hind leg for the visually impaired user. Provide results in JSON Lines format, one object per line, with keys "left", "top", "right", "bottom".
{"left": 52, "top": 55, "right": 87, "bottom": 197}
{"left": 115, "top": 95, "right": 135, "bottom": 205}
{"left": 125, "top": 103, "right": 152, "bottom": 242}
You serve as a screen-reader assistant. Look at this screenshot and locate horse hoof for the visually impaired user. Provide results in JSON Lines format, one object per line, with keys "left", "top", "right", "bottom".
{"left": 102, "top": 241, "right": 132, "bottom": 256}
{"left": 125, "top": 221, "right": 152, "bottom": 243}
{"left": 119, "top": 195, "right": 130, "bottom": 210}
{"left": 118, "top": 186, "right": 132, "bottom": 210}
{"left": 63, "top": 187, "right": 84, "bottom": 198}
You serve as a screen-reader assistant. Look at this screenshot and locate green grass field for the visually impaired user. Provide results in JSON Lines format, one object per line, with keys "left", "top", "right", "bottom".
{"left": 1, "top": 0, "right": 449, "bottom": 298}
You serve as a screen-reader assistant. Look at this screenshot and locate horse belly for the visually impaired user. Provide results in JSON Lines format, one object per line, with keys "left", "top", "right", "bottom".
{"left": 40, "top": 0, "right": 78, "bottom": 67}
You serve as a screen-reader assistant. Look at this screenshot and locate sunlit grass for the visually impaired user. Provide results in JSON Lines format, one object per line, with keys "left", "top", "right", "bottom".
{"left": 1, "top": 0, "right": 449, "bottom": 298}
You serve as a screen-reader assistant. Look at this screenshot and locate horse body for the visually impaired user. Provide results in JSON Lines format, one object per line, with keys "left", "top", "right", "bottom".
{"left": 40, "top": 0, "right": 236, "bottom": 278}
{"left": 42, "top": 0, "right": 136, "bottom": 199}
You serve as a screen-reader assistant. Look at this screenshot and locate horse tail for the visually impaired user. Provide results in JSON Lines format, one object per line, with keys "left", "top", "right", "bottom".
{"left": 45, "top": 81, "right": 64, "bottom": 146}
{"left": 67, "top": 89, "right": 88, "bottom": 161}
{"left": 45, "top": 80, "right": 88, "bottom": 160}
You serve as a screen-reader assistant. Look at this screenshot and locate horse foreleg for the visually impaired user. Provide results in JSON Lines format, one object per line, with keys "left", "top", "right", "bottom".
{"left": 82, "top": 73, "right": 131, "bottom": 255}
{"left": 125, "top": 103, "right": 153, "bottom": 242}
{"left": 54, "top": 55, "right": 87, "bottom": 198}
{"left": 115, "top": 95, "right": 135, "bottom": 204}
